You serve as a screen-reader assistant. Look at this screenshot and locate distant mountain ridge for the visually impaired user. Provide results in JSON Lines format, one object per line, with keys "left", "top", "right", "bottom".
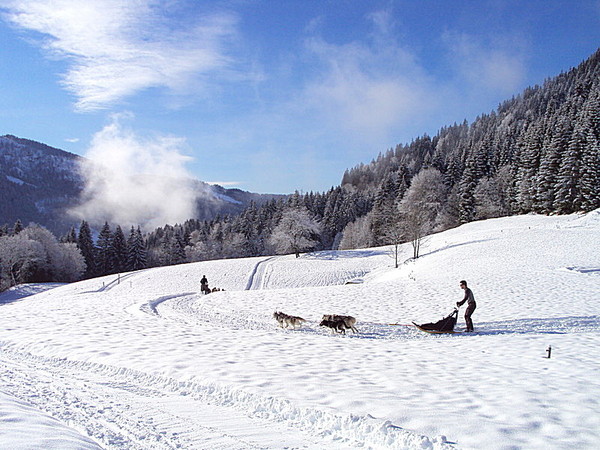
{"left": 0, "top": 135, "right": 282, "bottom": 234}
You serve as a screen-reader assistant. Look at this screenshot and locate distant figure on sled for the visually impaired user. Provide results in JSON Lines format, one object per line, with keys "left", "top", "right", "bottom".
{"left": 200, "top": 275, "right": 210, "bottom": 295}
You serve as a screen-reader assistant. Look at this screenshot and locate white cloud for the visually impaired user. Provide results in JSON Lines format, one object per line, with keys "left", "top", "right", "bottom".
{"left": 69, "top": 114, "right": 201, "bottom": 230}
{"left": 4, "top": 0, "right": 238, "bottom": 111}
{"left": 442, "top": 31, "right": 528, "bottom": 95}
{"left": 299, "top": 11, "right": 438, "bottom": 146}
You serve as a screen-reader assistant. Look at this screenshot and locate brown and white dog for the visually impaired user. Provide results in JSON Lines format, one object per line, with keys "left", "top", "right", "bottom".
{"left": 273, "top": 311, "right": 306, "bottom": 330}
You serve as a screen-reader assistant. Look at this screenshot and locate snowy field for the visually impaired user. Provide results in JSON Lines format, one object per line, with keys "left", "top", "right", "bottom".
{"left": 1, "top": 211, "right": 600, "bottom": 449}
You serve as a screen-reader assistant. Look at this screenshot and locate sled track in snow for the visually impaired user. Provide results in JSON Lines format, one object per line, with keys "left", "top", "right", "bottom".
{"left": 245, "top": 257, "right": 278, "bottom": 290}
{"left": 0, "top": 344, "right": 455, "bottom": 449}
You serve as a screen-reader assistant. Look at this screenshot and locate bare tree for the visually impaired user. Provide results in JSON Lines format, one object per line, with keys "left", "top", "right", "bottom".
{"left": 398, "top": 168, "right": 447, "bottom": 259}
{"left": 379, "top": 221, "right": 405, "bottom": 268}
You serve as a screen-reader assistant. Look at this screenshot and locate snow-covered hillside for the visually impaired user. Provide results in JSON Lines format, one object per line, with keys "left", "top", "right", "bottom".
{"left": 1, "top": 211, "right": 599, "bottom": 449}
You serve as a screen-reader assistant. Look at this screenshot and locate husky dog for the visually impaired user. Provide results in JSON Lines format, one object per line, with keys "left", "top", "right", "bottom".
{"left": 273, "top": 311, "right": 306, "bottom": 330}
{"left": 322, "top": 314, "right": 358, "bottom": 333}
{"left": 319, "top": 318, "right": 348, "bottom": 334}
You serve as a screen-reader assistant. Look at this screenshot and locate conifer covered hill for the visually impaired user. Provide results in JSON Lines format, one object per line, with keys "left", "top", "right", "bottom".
{"left": 342, "top": 48, "right": 600, "bottom": 220}
{"left": 115, "top": 48, "right": 600, "bottom": 265}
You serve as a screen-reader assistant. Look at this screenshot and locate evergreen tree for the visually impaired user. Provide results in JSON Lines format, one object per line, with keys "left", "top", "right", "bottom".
{"left": 111, "top": 225, "right": 128, "bottom": 273}
{"left": 580, "top": 136, "right": 600, "bottom": 211}
{"left": 96, "top": 222, "right": 113, "bottom": 276}
{"left": 520, "top": 122, "right": 544, "bottom": 211}
{"left": 370, "top": 172, "right": 400, "bottom": 243}
{"left": 127, "top": 226, "right": 147, "bottom": 271}
{"left": 170, "top": 229, "right": 186, "bottom": 265}
{"left": 61, "top": 226, "right": 78, "bottom": 244}
{"left": 13, "top": 219, "right": 23, "bottom": 235}
{"left": 77, "top": 220, "right": 96, "bottom": 278}
{"left": 535, "top": 117, "right": 570, "bottom": 213}
{"left": 458, "top": 157, "right": 477, "bottom": 223}
{"left": 555, "top": 127, "right": 586, "bottom": 213}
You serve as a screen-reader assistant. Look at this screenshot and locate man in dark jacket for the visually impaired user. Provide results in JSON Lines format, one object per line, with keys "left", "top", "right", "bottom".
{"left": 200, "top": 275, "right": 209, "bottom": 294}
{"left": 456, "top": 280, "right": 476, "bottom": 332}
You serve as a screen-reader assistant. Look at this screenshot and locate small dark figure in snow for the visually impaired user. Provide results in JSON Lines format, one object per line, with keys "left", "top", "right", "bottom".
{"left": 456, "top": 280, "right": 476, "bottom": 332}
{"left": 200, "top": 275, "right": 210, "bottom": 295}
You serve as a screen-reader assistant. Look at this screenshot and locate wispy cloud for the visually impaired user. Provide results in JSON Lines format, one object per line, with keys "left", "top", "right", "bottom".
{"left": 3, "top": 0, "right": 239, "bottom": 111}
{"left": 69, "top": 113, "right": 200, "bottom": 230}
{"left": 442, "top": 31, "right": 529, "bottom": 95}
{"left": 298, "top": 10, "right": 438, "bottom": 146}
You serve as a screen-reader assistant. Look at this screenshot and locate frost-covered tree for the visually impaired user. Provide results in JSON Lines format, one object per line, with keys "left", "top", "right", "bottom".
{"left": 398, "top": 168, "right": 447, "bottom": 259}
{"left": 338, "top": 215, "right": 374, "bottom": 250}
{"left": 580, "top": 133, "right": 600, "bottom": 211}
{"left": 555, "top": 126, "right": 586, "bottom": 213}
{"left": 473, "top": 166, "right": 513, "bottom": 219}
{"left": 21, "top": 225, "right": 85, "bottom": 283}
{"left": 50, "top": 242, "right": 86, "bottom": 282}
{"left": 0, "top": 224, "right": 84, "bottom": 290}
{"left": 269, "top": 207, "right": 322, "bottom": 257}
{"left": 0, "top": 234, "right": 43, "bottom": 290}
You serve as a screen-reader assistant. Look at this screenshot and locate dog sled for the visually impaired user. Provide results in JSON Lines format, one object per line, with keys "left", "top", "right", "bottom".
{"left": 412, "top": 308, "right": 459, "bottom": 334}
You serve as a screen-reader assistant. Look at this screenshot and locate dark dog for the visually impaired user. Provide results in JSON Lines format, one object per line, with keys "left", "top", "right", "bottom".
{"left": 322, "top": 314, "right": 358, "bottom": 333}
{"left": 319, "top": 318, "right": 349, "bottom": 334}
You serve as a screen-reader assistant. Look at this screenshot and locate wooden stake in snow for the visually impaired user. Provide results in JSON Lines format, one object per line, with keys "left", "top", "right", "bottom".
{"left": 546, "top": 345, "right": 552, "bottom": 358}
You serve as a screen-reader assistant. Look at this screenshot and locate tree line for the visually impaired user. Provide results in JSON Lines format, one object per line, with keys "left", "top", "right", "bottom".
{"left": 0, "top": 220, "right": 147, "bottom": 291}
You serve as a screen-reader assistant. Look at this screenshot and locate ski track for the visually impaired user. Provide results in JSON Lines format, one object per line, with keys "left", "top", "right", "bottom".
{"left": 0, "top": 346, "right": 326, "bottom": 449}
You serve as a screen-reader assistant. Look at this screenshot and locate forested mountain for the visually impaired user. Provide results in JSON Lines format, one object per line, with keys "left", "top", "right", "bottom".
{"left": 342, "top": 48, "right": 600, "bottom": 221}
{"left": 0, "top": 135, "right": 283, "bottom": 235}
{"left": 0, "top": 135, "right": 83, "bottom": 234}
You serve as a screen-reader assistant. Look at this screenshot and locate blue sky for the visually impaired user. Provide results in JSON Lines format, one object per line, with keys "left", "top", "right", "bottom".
{"left": 2, "top": 0, "right": 600, "bottom": 195}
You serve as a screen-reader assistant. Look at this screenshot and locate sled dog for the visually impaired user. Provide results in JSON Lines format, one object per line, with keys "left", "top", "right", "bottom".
{"left": 319, "top": 318, "right": 348, "bottom": 334}
{"left": 273, "top": 311, "right": 306, "bottom": 329}
{"left": 321, "top": 314, "right": 358, "bottom": 333}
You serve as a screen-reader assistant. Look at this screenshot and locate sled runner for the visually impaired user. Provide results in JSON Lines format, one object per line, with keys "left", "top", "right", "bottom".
{"left": 413, "top": 308, "right": 459, "bottom": 334}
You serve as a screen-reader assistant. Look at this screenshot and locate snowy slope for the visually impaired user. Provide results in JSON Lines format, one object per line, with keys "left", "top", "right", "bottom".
{"left": 1, "top": 211, "right": 600, "bottom": 449}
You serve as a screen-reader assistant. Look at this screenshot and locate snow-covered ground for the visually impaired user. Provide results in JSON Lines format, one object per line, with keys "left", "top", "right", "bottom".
{"left": 1, "top": 211, "right": 599, "bottom": 449}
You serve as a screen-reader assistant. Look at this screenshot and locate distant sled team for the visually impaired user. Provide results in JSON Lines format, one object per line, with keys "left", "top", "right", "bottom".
{"left": 273, "top": 311, "right": 358, "bottom": 334}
